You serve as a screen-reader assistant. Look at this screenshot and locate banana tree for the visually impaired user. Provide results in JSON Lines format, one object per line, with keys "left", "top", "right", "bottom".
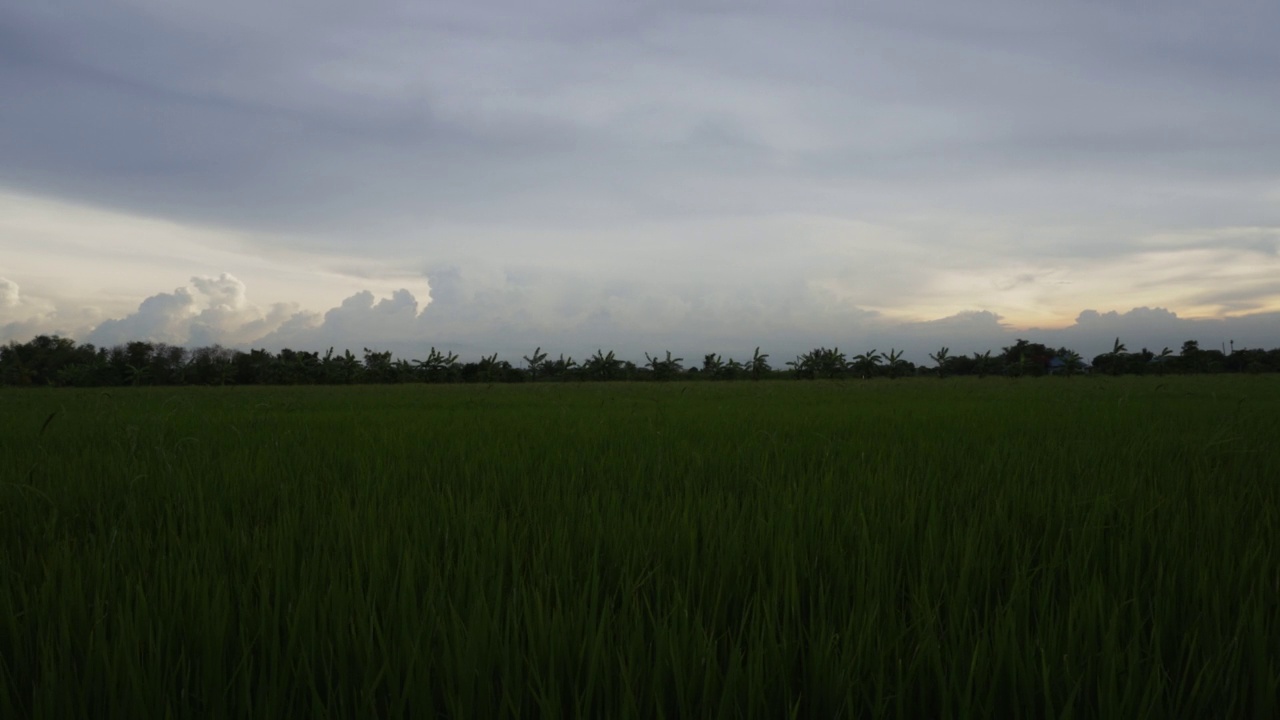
{"left": 55, "top": 363, "right": 96, "bottom": 387}
{"left": 468, "top": 353, "right": 508, "bottom": 383}
{"left": 1008, "top": 351, "right": 1031, "bottom": 378}
{"left": 749, "top": 347, "right": 771, "bottom": 380}
{"left": 702, "top": 353, "right": 725, "bottom": 378}
{"left": 1058, "top": 350, "right": 1083, "bottom": 377}
{"left": 413, "top": 347, "right": 459, "bottom": 383}
{"left": 884, "top": 348, "right": 907, "bottom": 379}
{"left": 786, "top": 352, "right": 816, "bottom": 380}
{"left": 1107, "top": 337, "right": 1128, "bottom": 376}
{"left": 644, "top": 350, "right": 684, "bottom": 381}
{"left": 820, "top": 347, "right": 848, "bottom": 379}
{"left": 790, "top": 347, "right": 845, "bottom": 379}
{"left": 124, "top": 363, "right": 150, "bottom": 387}
{"left": 929, "top": 346, "right": 950, "bottom": 378}
{"left": 392, "top": 358, "right": 415, "bottom": 383}
{"left": 972, "top": 350, "right": 992, "bottom": 378}
{"left": 338, "top": 350, "right": 362, "bottom": 384}
{"left": 522, "top": 347, "right": 549, "bottom": 381}
{"left": 363, "top": 347, "right": 394, "bottom": 382}
{"left": 852, "top": 350, "right": 882, "bottom": 379}
{"left": 543, "top": 354, "right": 578, "bottom": 381}
{"left": 724, "top": 357, "right": 745, "bottom": 380}
{"left": 584, "top": 349, "right": 622, "bottom": 381}
{"left": 1152, "top": 346, "right": 1174, "bottom": 375}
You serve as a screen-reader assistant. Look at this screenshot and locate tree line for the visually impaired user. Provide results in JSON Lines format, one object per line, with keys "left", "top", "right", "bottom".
{"left": 1, "top": 335, "right": 1277, "bottom": 388}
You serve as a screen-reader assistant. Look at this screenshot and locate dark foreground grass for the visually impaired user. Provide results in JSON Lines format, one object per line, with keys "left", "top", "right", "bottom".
{"left": 2, "top": 377, "right": 1278, "bottom": 718}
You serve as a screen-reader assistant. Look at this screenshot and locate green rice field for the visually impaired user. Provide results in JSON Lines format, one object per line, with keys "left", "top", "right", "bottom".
{"left": 2, "top": 376, "right": 1278, "bottom": 718}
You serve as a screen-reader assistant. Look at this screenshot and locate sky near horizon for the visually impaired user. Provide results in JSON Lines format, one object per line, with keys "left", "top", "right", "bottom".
{"left": 3, "top": 0, "right": 1279, "bottom": 363}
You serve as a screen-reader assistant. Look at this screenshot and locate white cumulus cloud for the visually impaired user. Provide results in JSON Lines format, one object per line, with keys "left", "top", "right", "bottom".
{"left": 0, "top": 277, "right": 19, "bottom": 309}
{"left": 84, "top": 273, "right": 297, "bottom": 347}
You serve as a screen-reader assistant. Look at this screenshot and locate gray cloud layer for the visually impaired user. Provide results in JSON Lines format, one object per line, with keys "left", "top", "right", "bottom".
{"left": 3, "top": 1, "right": 1279, "bottom": 349}
{"left": 6, "top": 1, "right": 1278, "bottom": 235}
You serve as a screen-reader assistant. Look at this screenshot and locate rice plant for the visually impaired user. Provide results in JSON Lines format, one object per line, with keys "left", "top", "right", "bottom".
{"left": 2, "top": 376, "right": 1277, "bottom": 718}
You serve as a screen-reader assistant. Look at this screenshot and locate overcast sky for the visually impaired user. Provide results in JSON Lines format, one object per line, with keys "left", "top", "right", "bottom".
{"left": 3, "top": 0, "right": 1278, "bottom": 363}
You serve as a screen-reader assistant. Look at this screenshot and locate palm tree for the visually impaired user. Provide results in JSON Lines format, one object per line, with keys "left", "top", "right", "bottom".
{"left": 929, "top": 346, "right": 950, "bottom": 378}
